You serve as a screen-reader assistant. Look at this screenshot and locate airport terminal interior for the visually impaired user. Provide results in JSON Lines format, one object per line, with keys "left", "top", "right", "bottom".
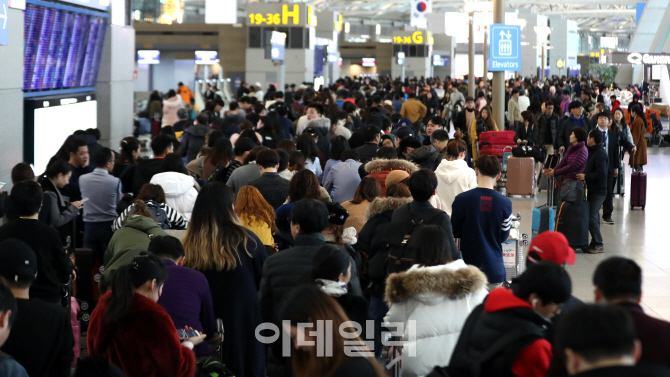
{"left": 2, "top": 0, "right": 670, "bottom": 376}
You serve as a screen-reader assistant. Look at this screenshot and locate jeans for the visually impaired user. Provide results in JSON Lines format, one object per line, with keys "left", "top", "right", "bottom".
{"left": 603, "top": 172, "right": 616, "bottom": 218}
{"left": 368, "top": 294, "right": 389, "bottom": 358}
{"left": 588, "top": 195, "right": 606, "bottom": 246}
{"left": 83, "top": 220, "right": 114, "bottom": 261}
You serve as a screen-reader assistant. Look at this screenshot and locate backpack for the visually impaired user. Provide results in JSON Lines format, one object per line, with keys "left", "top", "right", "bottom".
{"left": 452, "top": 100, "right": 464, "bottom": 122}
{"left": 383, "top": 205, "right": 446, "bottom": 275}
{"left": 144, "top": 201, "right": 170, "bottom": 229}
{"left": 196, "top": 357, "right": 235, "bottom": 377}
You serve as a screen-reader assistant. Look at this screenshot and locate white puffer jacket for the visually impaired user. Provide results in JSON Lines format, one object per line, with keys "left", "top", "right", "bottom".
{"left": 435, "top": 159, "right": 477, "bottom": 216}
{"left": 384, "top": 260, "right": 488, "bottom": 377}
{"left": 150, "top": 172, "right": 198, "bottom": 221}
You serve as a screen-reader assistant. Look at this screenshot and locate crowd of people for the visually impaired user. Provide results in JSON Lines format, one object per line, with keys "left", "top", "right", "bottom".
{"left": 0, "top": 73, "right": 662, "bottom": 377}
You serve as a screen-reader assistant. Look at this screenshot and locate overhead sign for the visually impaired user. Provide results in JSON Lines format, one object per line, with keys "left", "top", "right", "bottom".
{"left": 246, "top": 3, "right": 316, "bottom": 27}
{"left": 55, "top": 0, "right": 110, "bottom": 11}
{"left": 0, "top": 0, "right": 7, "bottom": 46}
{"left": 392, "top": 31, "right": 434, "bottom": 45}
{"left": 265, "top": 31, "right": 286, "bottom": 61}
{"left": 489, "top": 24, "right": 520, "bottom": 71}
{"left": 138, "top": 50, "right": 160, "bottom": 64}
{"left": 397, "top": 51, "right": 405, "bottom": 66}
{"left": 195, "top": 50, "right": 219, "bottom": 65}
{"left": 609, "top": 52, "right": 670, "bottom": 65}
{"left": 362, "top": 58, "right": 376, "bottom": 67}
{"left": 205, "top": 0, "right": 236, "bottom": 24}
{"left": 556, "top": 59, "right": 564, "bottom": 69}
{"left": 410, "top": 0, "right": 431, "bottom": 28}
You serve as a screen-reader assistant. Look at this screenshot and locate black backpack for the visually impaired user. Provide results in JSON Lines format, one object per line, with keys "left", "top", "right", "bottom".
{"left": 383, "top": 205, "right": 446, "bottom": 275}
{"left": 196, "top": 357, "right": 235, "bottom": 377}
{"left": 144, "top": 201, "right": 170, "bottom": 229}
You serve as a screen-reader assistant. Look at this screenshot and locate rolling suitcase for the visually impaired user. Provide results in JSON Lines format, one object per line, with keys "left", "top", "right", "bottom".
{"left": 614, "top": 161, "right": 625, "bottom": 197}
{"left": 538, "top": 153, "right": 560, "bottom": 192}
{"left": 630, "top": 169, "right": 647, "bottom": 210}
{"left": 532, "top": 205, "right": 555, "bottom": 238}
{"left": 555, "top": 201, "right": 590, "bottom": 250}
{"left": 479, "top": 131, "right": 516, "bottom": 158}
{"left": 506, "top": 156, "right": 535, "bottom": 197}
{"left": 73, "top": 248, "right": 96, "bottom": 333}
{"left": 503, "top": 213, "right": 527, "bottom": 280}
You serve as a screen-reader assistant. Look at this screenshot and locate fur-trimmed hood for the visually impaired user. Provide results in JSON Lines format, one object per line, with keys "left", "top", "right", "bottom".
{"left": 364, "top": 158, "right": 419, "bottom": 174}
{"left": 365, "top": 196, "right": 412, "bottom": 220}
{"left": 304, "top": 117, "right": 331, "bottom": 130}
{"left": 385, "top": 260, "right": 487, "bottom": 304}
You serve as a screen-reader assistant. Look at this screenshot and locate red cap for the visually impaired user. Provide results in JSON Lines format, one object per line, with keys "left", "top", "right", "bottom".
{"left": 527, "top": 231, "right": 576, "bottom": 265}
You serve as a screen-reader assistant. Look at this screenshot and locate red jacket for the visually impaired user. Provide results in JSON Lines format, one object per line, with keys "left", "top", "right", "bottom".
{"left": 87, "top": 292, "right": 196, "bottom": 377}
{"left": 485, "top": 288, "right": 553, "bottom": 377}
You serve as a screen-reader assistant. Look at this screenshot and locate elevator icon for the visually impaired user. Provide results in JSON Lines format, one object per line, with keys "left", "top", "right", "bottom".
{"left": 498, "top": 30, "right": 512, "bottom": 56}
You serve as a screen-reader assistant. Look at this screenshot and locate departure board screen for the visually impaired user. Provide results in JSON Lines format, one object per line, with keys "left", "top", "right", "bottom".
{"left": 23, "top": 3, "right": 108, "bottom": 92}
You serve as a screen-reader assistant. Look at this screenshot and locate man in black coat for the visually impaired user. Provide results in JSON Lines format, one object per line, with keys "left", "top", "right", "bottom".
{"left": 556, "top": 101, "right": 593, "bottom": 153}
{"left": 132, "top": 135, "right": 177, "bottom": 195}
{"left": 555, "top": 304, "right": 670, "bottom": 377}
{"left": 594, "top": 112, "right": 633, "bottom": 225}
{"left": 576, "top": 129, "right": 607, "bottom": 254}
{"left": 537, "top": 100, "right": 560, "bottom": 154}
{"left": 355, "top": 125, "right": 381, "bottom": 164}
{"left": 247, "top": 149, "right": 289, "bottom": 209}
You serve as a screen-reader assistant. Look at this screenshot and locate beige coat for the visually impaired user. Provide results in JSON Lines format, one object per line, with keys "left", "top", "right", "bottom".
{"left": 341, "top": 200, "right": 372, "bottom": 234}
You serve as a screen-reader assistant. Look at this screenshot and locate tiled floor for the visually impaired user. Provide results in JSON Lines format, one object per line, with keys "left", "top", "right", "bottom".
{"left": 507, "top": 146, "right": 670, "bottom": 321}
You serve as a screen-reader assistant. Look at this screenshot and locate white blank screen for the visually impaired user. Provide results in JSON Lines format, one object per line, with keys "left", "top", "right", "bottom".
{"left": 33, "top": 101, "right": 97, "bottom": 174}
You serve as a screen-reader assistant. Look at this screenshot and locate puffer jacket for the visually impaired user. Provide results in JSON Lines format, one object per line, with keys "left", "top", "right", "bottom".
{"left": 357, "top": 196, "right": 413, "bottom": 255}
{"left": 408, "top": 145, "right": 442, "bottom": 171}
{"left": 364, "top": 159, "right": 419, "bottom": 196}
{"left": 150, "top": 172, "right": 198, "bottom": 221}
{"left": 384, "top": 260, "right": 488, "bottom": 377}
{"left": 180, "top": 123, "right": 212, "bottom": 163}
{"left": 435, "top": 159, "right": 478, "bottom": 216}
{"left": 553, "top": 141, "right": 588, "bottom": 188}
{"left": 162, "top": 95, "right": 184, "bottom": 126}
{"left": 100, "top": 215, "right": 168, "bottom": 293}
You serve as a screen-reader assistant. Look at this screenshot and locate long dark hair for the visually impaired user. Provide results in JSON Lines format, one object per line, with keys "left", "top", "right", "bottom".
{"left": 182, "top": 183, "right": 255, "bottom": 271}
{"left": 612, "top": 107, "right": 626, "bottom": 133}
{"left": 160, "top": 153, "right": 187, "bottom": 174}
{"left": 289, "top": 169, "right": 321, "bottom": 202}
{"left": 105, "top": 252, "right": 167, "bottom": 324}
{"left": 41, "top": 159, "right": 73, "bottom": 182}
{"left": 414, "top": 225, "right": 459, "bottom": 266}
{"left": 329, "top": 136, "right": 350, "bottom": 161}
{"left": 296, "top": 133, "right": 319, "bottom": 161}
{"left": 478, "top": 106, "right": 495, "bottom": 131}
{"left": 207, "top": 138, "right": 234, "bottom": 167}
{"left": 311, "top": 244, "right": 351, "bottom": 281}
{"left": 118, "top": 137, "right": 140, "bottom": 165}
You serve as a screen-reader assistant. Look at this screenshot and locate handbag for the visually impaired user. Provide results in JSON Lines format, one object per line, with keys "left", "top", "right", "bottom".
{"left": 512, "top": 146, "right": 542, "bottom": 161}
{"left": 559, "top": 179, "right": 586, "bottom": 204}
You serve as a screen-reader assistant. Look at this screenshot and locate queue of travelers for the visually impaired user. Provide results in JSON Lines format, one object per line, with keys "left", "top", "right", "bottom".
{"left": 0, "top": 74, "right": 660, "bottom": 377}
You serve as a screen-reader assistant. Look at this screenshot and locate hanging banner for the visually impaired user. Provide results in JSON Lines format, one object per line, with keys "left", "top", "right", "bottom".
{"left": 410, "top": 0, "right": 431, "bottom": 29}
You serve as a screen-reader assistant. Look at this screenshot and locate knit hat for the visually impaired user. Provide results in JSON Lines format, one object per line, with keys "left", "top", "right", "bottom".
{"left": 0, "top": 239, "right": 38, "bottom": 283}
{"left": 381, "top": 133, "right": 396, "bottom": 145}
{"left": 326, "top": 202, "right": 349, "bottom": 226}
{"left": 527, "top": 231, "right": 576, "bottom": 265}
{"left": 385, "top": 170, "right": 410, "bottom": 188}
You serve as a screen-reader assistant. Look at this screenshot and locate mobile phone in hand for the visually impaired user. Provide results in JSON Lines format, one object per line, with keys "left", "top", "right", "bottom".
{"left": 81, "top": 197, "right": 90, "bottom": 203}
{"left": 177, "top": 329, "right": 200, "bottom": 339}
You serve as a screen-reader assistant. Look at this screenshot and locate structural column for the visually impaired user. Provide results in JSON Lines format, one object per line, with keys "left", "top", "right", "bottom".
{"left": 468, "top": 12, "right": 475, "bottom": 97}
{"left": 492, "top": 0, "right": 505, "bottom": 131}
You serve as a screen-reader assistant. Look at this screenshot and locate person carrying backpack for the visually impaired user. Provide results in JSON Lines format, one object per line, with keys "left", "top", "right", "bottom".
{"left": 111, "top": 184, "right": 187, "bottom": 232}
{"left": 427, "top": 261, "right": 572, "bottom": 377}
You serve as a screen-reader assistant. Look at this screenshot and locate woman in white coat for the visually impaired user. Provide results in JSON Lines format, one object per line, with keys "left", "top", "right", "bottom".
{"left": 150, "top": 154, "right": 198, "bottom": 221}
{"left": 434, "top": 131, "right": 477, "bottom": 216}
{"left": 384, "top": 225, "right": 488, "bottom": 377}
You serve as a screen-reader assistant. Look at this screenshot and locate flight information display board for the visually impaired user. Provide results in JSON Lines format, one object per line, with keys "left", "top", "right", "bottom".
{"left": 23, "top": 2, "right": 108, "bottom": 92}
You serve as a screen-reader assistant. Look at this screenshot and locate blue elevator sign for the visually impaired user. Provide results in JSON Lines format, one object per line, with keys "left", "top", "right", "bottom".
{"left": 0, "top": 0, "right": 8, "bottom": 46}
{"left": 489, "top": 24, "right": 520, "bottom": 71}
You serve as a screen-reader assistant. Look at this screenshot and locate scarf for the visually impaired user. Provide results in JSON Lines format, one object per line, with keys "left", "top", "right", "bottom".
{"left": 315, "top": 279, "right": 348, "bottom": 297}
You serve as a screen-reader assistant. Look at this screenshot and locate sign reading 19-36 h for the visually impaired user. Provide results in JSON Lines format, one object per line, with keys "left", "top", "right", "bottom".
{"left": 489, "top": 24, "right": 521, "bottom": 71}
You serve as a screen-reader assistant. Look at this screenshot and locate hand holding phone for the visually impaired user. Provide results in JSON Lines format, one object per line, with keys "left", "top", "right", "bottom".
{"left": 179, "top": 326, "right": 207, "bottom": 346}
{"left": 81, "top": 197, "right": 90, "bottom": 203}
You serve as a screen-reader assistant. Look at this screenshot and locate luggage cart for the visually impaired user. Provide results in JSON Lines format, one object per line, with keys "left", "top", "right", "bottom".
{"left": 503, "top": 213, "right": 528, "bottom": 281}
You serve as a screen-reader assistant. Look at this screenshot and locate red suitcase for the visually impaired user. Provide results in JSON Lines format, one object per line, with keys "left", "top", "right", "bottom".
{"left": 630, "top": 170, "right": 647, "bottom": 210}
{"left": 479, "top": 131, "right": 516, "bottom": 158}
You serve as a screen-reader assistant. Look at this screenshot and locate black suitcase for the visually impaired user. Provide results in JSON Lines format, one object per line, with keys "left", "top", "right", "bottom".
{"left": 555, "top": 201, "right": 590, "bottom": 250}
{"left": 74, "top": 248, "right": 97, "bottom": 332}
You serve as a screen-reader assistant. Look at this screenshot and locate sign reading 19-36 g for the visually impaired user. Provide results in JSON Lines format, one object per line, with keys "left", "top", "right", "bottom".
{"left": 489, "top": 24, "right": 521, "bottom": 71}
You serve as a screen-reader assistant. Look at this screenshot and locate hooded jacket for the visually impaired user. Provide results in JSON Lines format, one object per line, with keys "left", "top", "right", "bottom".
{"left": 87, "top": 292, "right": 196, "bottom": 377}
{"left": 132, "top": 158, "right": 164, "bottom": 195}
{"left": 150, "top": 172, "right": 198, "bottom": 221}
{"left": 435, "top": 159, "right": 478, "bottom": 216}
{"left": 162, "top": 95, "right": 184, "bottom": 126}
{"left": 408, "top": 145, "right": 442, "bottom": 171}
{"left": 447, "top": 288, "right": 552, "bottom": 377}
{"left": 180, "top": 123, "right": 212, "bottom": 163}
{"left": 364, "top": 159, "right": 419, "bottom": 196}
{"left": 384, "top": 260, "right": 488, "bottom": 377}
{"left": 100, "top": 215, "right": 168, "bottom": 293}
{"left": 303, "top": 118, "right": 331, "bottom": 163}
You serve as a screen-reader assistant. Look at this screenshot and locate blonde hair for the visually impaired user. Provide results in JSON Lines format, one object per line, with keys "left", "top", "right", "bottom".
{"left": 182, "top": 183, "right": 255, "bottom": 271}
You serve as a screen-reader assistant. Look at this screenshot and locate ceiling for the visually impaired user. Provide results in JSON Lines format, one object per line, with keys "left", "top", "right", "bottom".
{"left": 177, "top": 0, "right": 641, "bottom": 33}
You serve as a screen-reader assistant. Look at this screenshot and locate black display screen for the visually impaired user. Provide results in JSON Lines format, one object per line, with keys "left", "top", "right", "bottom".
{"left": 23, "top": 2, "right": 108, "bottom": 92}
